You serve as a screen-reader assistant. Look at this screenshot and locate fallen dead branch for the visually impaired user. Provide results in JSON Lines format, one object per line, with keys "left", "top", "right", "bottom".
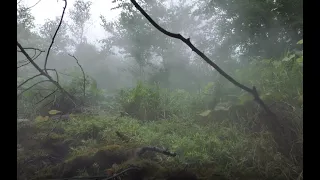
{"left": 17, "top": 0, "right": 77, "bottom": 107}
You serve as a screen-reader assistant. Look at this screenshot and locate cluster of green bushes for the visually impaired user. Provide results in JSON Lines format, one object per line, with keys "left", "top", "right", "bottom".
{"left": 18, "top": 44, "right": 303, "bottom": 180}
{"left": 117, "top": 47, "right": 302, "bottom": 122}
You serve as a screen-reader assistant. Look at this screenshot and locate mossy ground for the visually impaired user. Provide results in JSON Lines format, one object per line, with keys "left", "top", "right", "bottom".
{"left": 17, "top": 114, "right": 301, "bottom": 180}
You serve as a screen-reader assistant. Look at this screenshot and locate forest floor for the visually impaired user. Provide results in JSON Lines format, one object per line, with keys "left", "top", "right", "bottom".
{"left": 17, "top": 114, "right": 302, "bottom": 180}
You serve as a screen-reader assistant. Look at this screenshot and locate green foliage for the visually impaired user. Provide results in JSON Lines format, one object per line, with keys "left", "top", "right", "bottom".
{"left": 18, "top": 49, "right": 303, "bottom": 179}
{"left": 39, "top": 17, "right": 72, "bottom": 53}
{"left": 20, "top": 115, "right": 302, "bottom": 180}
{"left": 18, "top": 1, "right": 302, "bottom": 179}
{"left": 17, "top": 4, "right": 36, "bottom": 44}
{"left": 235, "top": 50, "right": 303, "bottom": 106}
{"left": 196, "top": 0, "right": 302, "bottom": 59}
{"left": 101, "top": 0, "right": 202, "bottom": 86}
{"left": 118, "top": 81, "right": 207, "bottom": 120}
{"left": 118, "top": 81, "right": 161, "bottom": 120}
{"left": 17, "top": 69, "right": 106, "bottom": 117}
{"left": 62, "top": 70, "right": 105, "bottom": 105}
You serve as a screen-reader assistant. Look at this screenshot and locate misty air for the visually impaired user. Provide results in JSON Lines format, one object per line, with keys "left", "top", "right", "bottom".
{"left": 17, "top": 0, "right": 303, "bottom": 180}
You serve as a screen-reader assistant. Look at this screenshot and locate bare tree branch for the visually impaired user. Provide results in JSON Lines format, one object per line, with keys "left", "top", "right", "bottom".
{"left": 41, "top": 99, "right": 55, "bottom": 107}
{"left": 17, "top": 50, "right": 36, "bottom": 63}
{"left": 68, "top": 54, "right": 86, "bottom": 102}
{"left": 128, "top": 1, "right": 289, "bottom": 150}
{"left": 18, "top": 88, "right": 53, "bottom": 91}
{"left": 17, "top": 47, "right": 44, "bottom": 52}
{"left": 17, "top": 74, "right": 42, "bottom": 89}
{"left": 17, "top": 80, "right": 51, "bottom": 97}
{"left": 129, "top": 0, "right": 275, "bottom": 116}
{"left": 36, "top": 89, "right": 58, "bottom": 105}
{"left": 46, "top": 68, "right": 60, "bottom": 83}
{"left": 17, "top": 60, "right": 28, "bottom": 64}
{"left": 16, "top": 0, "right": 79, "bottom": 108}
{"left": 17, "top": 48, "right": 44, "bottom": 66}
{"left": 17, "top": 48, "right": 44, "bottom": 69}
{"left": 44, "top": 0, "right": 67, "bottom": 73}
{"left": 17, "top": 41, "right": 77, "bottom": 105}
{"left": 25, "top": 0, "right": 43, "bottom": 10}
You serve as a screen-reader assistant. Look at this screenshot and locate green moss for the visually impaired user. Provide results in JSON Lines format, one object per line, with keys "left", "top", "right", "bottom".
{"left": 100, "top": 144, "right": 123, "bottom": 151}
{"left": 49, "top": 133, "right": 67, "bottom": 140}
{"left": 65, "top": 144, "right": 125, "bottom": 163}
{"left": 18, "top": 114, "right": 302, "bottom": 180}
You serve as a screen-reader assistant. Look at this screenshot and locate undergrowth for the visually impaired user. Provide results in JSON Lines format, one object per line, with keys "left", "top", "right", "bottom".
{"left": 18, "top": 48, "right": 303, "bottom": 180}
{"left": 26, "top": 114, "right": 302, "bottom": 180}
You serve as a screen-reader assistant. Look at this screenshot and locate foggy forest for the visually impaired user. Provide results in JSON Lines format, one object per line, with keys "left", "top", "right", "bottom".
{"left": 17, "top": 0, "right": 303, "bottom": 180}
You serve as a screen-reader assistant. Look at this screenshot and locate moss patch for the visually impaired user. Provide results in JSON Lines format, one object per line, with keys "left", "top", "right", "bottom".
{"left": 18, "top": 115, "right": 301, "bottom": 180}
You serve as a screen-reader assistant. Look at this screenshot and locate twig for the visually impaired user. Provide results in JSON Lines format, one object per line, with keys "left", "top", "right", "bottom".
{"left": 18, "top": 87, "right": 53, "bottom": 91}
{"left": 17, "top": 74, "right": 42, "bottom": 89}
{"left": 17, "top": 59, "right": 28, "bottom": 64}
{"left": 41, "top": 99, "right": 55, "bottom": 108}
{"left": 17, "top": 49, "right": 44, "bottom": 69}
{"left": 17, "top": 80, "right": 51, "bottom": 97}
{"left": 129, "top": 0, "right": 275, "bottom": 117}
{"left": 44, "top": 0, "right": 67, "bottom": 73}
{"left": 68, "top": 54, "right": 86, "bottom": 103}
{"left": 17, "top": 42, "right": 77, "bottom": 105}
{"left": 17, "top": 47, "right": 44, "bottom": 52}
{"left": 36, "top": 89, "right": 58, "bottom": 105}
{"left": 17, "top": 50, "right": 36, "bottom": 65}
{"left": 47, "top": 69, "right": 60, "bottom": 83}
{"left": 25, "top": 0, "right": 43, "bottom": 10}
{"left": 17, "top": 48, "right": 45, "bottom": 68}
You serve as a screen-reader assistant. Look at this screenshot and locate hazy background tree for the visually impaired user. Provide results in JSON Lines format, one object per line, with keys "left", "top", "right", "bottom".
{"left": 69, "top": 0, "right": 92, "bottom": 45}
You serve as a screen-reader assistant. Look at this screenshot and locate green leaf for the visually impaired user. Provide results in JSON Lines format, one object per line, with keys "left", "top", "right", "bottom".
{"left": 199, "top": 110, "right": 211, "bottom": 117}
{"left": 48, "top": 110, "right": 62, "bottom": 115}
{"left": 35, "top": 116, "right": 43, "bottom": 121}
{"left": 296, "top": 56, "right": 303, "bottom": 64}
{"left": 297, "top": 39, "right": 303, "bottom": 44}
{"left": 35, "top": 116, "right": 49, "bottom": 121}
